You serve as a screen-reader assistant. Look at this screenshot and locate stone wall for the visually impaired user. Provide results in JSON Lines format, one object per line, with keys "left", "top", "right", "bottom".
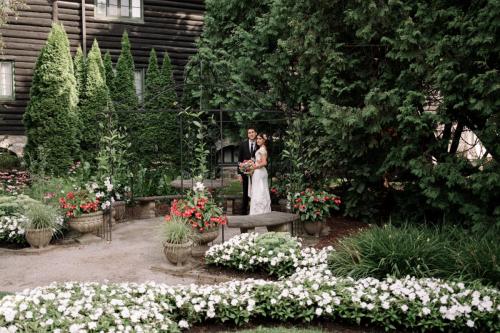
{"left": 0, "top": 135, "right": 27, "bottom": 157}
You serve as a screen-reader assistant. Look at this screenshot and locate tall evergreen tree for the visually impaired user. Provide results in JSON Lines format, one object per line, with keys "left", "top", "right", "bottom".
{"left": 111, "top": 32, "right": 139, "bottom": 161}
{"left": 23, "top": 23, "right": 80, "bottom": 174}
{"left": 103, "top": 51, "right": 114, "bottom": 91}
{"left": 159, "top": 51, "right": 179, "bottom": 168}
{"left": 139, "top": 49, "right": 178, "bottom": 169}
{"left": 73, "top": 46, "right": 86, "bottom": 101}
{"left": 112, "top": 32, "right": 138, "bottom": 128}
{"left": 160, "top": 51, "right": 177, "bottom": 107}
{"left": 79, "top": 39, "right": 111, "bottom": 163}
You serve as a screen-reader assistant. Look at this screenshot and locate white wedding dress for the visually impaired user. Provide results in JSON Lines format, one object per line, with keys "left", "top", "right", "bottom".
{"left": 249, "top": 147, "right": 272, "bottom": 215}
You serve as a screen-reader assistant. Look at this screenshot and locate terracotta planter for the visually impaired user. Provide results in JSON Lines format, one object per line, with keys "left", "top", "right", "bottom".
{"left": 68, "top": 211, "right": 103, "bottom": 233}
{"left": 163, "top": 241, "right": 192, "bottom": 266}
{"left": 303, "top": 220, "right": 323, "bottom": 237}
{"left": 196, "top": 228, "right": 219, "bottom": 245}
{"left": 25, "top": 228, "right": 53, "bottom": 248}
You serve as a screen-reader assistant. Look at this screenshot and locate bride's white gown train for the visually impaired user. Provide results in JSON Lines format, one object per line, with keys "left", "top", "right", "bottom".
{"left": 249, "top": 147, "right": 272, "bottom": 215}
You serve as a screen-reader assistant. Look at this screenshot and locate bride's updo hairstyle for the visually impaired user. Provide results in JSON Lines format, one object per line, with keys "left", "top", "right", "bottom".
{"left": 257, "top": 133, "right": 268, "bottom": 147}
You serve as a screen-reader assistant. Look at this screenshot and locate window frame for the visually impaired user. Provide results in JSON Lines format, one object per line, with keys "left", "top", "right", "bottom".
{"left": 134, "top": 68, "right": 145, "bottom": 103}
{"left": 0, "top": 60, "right": 15, "bottom": 101}
{"left": 94, "top": 0, "right": 144, "bottom": 23}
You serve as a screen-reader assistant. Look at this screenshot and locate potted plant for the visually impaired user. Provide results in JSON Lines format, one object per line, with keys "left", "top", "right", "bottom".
{"left": 23, "top": 203, "right": 61, "bottom": 248}
{"left": 163, "top": 215, "right": 193, "bottom": 266}
{"left": 169, "top": 181, "right": 227, "bottom": 245}
{"left": 292, "top": 189, "right": 341, "bottom": 236}
{"left": 59, "top": 189, "right": 104, "bottom": 233}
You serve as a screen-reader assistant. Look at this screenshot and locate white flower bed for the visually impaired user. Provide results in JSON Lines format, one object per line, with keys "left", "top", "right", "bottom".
{"left": 0, "top": 214, "right": 27, "bottom": 244}
{"left": 205, "top": 232, "right": 333, "bottom": 277}
{"left": 1, "top": 272, "right": 498, "bottom": 332}
{"left": 1, "top": 233, "right": 499, "bottom": 332}
{"left": 0, "top": 282, "right": 180, "bottom": 333}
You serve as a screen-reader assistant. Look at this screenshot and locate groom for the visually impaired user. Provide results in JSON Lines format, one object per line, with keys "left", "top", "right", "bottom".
{"left": 237, "top": 127, "right": 258, "bottom": 215}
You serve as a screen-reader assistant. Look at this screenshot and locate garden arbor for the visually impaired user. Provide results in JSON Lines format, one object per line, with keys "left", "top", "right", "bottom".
{"left": 100, "top": 74, "right": 296, "bottom": 241}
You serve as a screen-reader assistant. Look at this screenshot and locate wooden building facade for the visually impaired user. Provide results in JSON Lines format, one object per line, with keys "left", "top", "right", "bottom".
{"left": 0, "top": 0, "right": 204, "bottom": 144}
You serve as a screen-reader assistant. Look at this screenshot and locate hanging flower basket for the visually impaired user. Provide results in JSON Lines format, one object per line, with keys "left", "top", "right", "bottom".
{"left": 68, "top": 211, "right": 103, "bottom": 233}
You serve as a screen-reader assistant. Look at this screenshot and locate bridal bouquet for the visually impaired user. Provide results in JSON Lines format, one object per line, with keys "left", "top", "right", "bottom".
{"left": 239, "top": 160, "right": 255, "bottom": 175}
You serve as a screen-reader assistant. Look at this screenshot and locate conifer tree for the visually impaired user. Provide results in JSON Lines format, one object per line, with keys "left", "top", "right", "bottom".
{"left": 138, "top": 49, "right": 178, "bottom": 168}
{"left": 111, "top": 32, "right": 139, "bottom": 161}
{"left": 79, "top": 39, "right": 111, "bottom": 163}
{"left": 103, "top": 51, "right": 114, "bottom": 90}
{"left": 159, "top": 51, "right": 179, "bottom": 168}
{"left": 160, "top": 51, "right": 177, "bottom": 108}
{"left": 73, "top": 46, "right": 85, "bottom": 101}
{"left": 23, "top": 23, "right": 80, "bottom": 174}
{"left": 112, "top": 31, "right": 138, "bottom": 130}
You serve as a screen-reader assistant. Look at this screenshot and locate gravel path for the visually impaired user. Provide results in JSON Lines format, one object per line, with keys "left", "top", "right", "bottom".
{"left": 0, "top": 217, "right": 229, "bottom": 292}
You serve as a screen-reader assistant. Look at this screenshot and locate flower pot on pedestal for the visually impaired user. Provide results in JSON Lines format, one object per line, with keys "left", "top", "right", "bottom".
{"left": 25, "top": 228, "right": 53, "bottom": 248}
{"left": 68, "top": 211, "right": 103, "bottom": 233}
{"left": 196, "top": 228, "right": 219, "bottom": 245}
{"left": 303, "top": 220, "right": 323, "bottom": 237}
{"left": 163, "top": 241, "right": 192, "bottom": 266}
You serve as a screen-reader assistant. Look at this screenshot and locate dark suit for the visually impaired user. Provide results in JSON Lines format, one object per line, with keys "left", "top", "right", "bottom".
{"left": 238, "top": 140, "right": 258, "bottom": 215}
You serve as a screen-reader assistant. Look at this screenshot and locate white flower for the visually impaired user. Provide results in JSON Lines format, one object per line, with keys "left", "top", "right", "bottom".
{"left": 178, "top": 320, "right": 189, "bottom": 329}
{"left": 315, "top": 308, "right": 323, "bottom": 316}
{"left": 466, "top": 320, "right": 474, "bottom": 328}
{"left": 401, "top": 304, "right": 408, "bottom": 312}
{"left": 193, "top": 181, "right": 205, "bottom": 192}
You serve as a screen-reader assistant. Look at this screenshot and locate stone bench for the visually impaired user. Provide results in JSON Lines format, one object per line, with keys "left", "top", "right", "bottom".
{"left": 131, "top": 195, "right": 184, "bottom": 219}
{"left": 227, "top": 211, "right": 299, "bottom": 233}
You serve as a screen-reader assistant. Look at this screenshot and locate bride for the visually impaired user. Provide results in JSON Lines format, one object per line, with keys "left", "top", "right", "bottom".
{"left": 249, "top": 133, "right": 272, "bottom": 215}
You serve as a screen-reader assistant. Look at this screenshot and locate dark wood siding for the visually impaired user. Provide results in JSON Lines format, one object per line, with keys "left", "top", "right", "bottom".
{"left": 0, "top": 0, "right": 204, "bottom": 134}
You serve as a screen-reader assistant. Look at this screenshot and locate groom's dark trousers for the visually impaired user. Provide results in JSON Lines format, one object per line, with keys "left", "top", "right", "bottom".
{"left": 238, "top": 140, "right": 257, "bottom": 215}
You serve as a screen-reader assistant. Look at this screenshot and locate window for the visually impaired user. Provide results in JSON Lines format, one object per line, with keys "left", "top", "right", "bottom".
{"left": 0, "top": 62, "right": 14, "bottom": 100}
{"left": 134, "top": 69, "right": 144, "bottom": 102}
{"left": 95, "top": 0, "right": 142, "bottom": 20}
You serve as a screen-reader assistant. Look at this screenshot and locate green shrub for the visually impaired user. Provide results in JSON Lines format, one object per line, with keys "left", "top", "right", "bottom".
{"left": 0, "top": 151, "right": 21, "bottom": 170}
{"left": 453, "top": 231, "right": 500, "bottom": 288}
{"left": 328, "top": 224, "right": 456, "bottom": 280}
{"left": 328, "top": 223, "right": 500, "bottom": 287}
{"left": 254, "top": 232, "right": 300, "bottom": 255}
{"left": 24, "top": 177, "right": 75, "bottom": 207}
{"left": 23, "top": 23, "right": 80, "bottom": 175}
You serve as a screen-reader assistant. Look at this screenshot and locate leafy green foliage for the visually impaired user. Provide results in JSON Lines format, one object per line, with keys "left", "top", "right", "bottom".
{"left": 23, "top": 23, "right": 81, "bottom": 175}
{"left": 328, "top": 224, "right": 500, "bottom": 287}
{"left": 79, "top": 39, "right": 111, "bottom": 164}
{"left": 0, "top": 150, "right": 21, "bottom": 170}
{"left": 196, "top": 0, "right": 500, "bottom": 225}
{"left": 95, "top": 125, "right": 131, "bottom": 192}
